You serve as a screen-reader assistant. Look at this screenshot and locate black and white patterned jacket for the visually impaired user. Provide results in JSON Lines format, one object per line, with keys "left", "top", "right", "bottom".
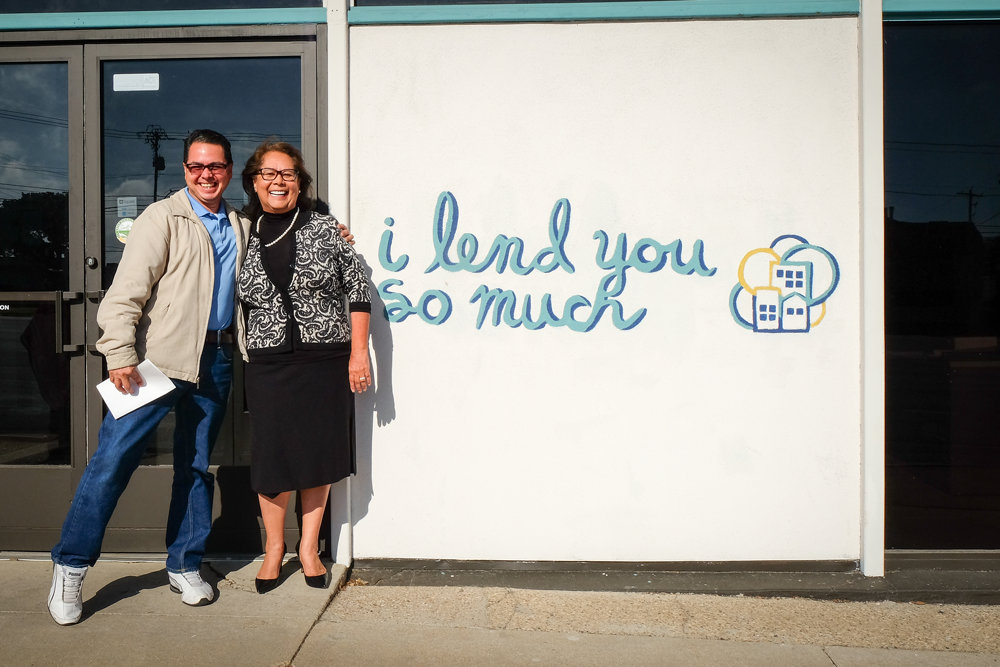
{"left": 237, "top": 211, "right": 371, "bottom": 355}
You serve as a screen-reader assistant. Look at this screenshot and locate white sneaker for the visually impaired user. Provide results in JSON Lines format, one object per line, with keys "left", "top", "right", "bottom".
{"left": 168, "top": 570, "right": 214, "bottom": 606}
{"left": 48, "top": 563, "right": 88, "bottom": 626}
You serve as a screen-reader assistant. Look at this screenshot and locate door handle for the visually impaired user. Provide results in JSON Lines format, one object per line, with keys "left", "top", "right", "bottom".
{"left": 85, "top": 291, "right": 105, "bottom": 354}
{"left": 55, "top": 291, "right": 84, "bottom": 354}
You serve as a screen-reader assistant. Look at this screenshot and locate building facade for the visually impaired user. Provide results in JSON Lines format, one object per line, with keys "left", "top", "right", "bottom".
{"left": 1, "top": 0, "right": 998, "bottom": 578}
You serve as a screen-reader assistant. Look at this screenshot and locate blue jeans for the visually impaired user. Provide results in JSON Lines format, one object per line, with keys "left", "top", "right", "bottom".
{"left": 52, "top": 344, "right": 233, "bottom": 573}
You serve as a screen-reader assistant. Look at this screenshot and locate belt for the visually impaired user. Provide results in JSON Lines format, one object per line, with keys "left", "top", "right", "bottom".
{"left": 205, "top": 329, "right": 234, "bottom": 344}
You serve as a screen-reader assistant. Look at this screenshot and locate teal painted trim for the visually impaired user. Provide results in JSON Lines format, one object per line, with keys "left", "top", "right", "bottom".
{"left": 0, "top": 8, "right": 327, "bottom": 31}
{"left": 884, "top": 0, "right": 1000, "bottom": 20}
{"left": 348, "top": 0, "right": 860, "bottom": 25}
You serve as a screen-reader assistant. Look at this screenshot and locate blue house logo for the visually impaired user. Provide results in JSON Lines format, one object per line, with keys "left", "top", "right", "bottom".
{"left": 730, "top": 235, "right": 840, "bottom": 333}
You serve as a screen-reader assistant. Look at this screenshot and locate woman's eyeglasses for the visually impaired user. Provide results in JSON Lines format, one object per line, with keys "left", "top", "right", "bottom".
{"left": 257, "top": 168, "right": 299, "bottom": 181}
{"left": 184, "top": 162, "right": 230, "bottom": 175}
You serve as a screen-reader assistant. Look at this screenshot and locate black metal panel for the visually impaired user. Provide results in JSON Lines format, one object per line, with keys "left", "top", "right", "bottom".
{"left": 0, "top": 0, "right": 321, "bottom": 13}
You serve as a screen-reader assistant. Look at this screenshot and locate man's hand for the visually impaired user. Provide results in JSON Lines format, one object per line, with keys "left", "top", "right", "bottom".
{"left": 109, "top": 366, "right": 145, "bottom": 395}
{"left": 337, "top": 222, "right": 355, "bottom": 246}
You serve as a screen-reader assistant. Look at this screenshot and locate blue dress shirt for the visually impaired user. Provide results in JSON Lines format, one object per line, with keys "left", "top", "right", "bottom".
{"left": 185, "top": 189, "right": 237, "bottom": 331}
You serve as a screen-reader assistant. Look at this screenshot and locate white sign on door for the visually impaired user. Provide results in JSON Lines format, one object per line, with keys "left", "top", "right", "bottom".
{"left": 117, "top": 197, "right": 137, "bottom": 217}
{"left": 112, "top": 73, "right": 160, "bottom": 92}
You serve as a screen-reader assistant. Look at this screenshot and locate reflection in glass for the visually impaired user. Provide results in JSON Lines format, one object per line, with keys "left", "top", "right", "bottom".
{"left": 884, "top": 22, "right": 1000, "bottom": 549}
{"left": 101, "top": 57, "right": 300, "bottom": 466}
{"left": 102, "top": 57, "right": 301, "bottom": 281}
{"left": 0, "top": 63, "right": 70, "bottom": 292}
{"left": 0, "top": 302, "right": 71, "bottom": 465}
{"left": 95, "top": 355, "right": 230, "bottom": 467}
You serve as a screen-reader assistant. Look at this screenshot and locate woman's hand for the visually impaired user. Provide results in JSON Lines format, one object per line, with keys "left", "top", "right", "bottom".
{"left": 337, "top": 223, "right": 355, "bottom": 246}
{"left": 349, "top": 312, "right": 371, "bottom": 392}
{"left": 349, "top": 351, "right": 370, "bottom": 393}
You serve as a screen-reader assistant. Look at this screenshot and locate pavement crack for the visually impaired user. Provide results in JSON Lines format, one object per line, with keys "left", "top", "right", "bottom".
{"left": 502, "top": 588, "right": 517, "bottom": 630}
{"left": 675, "top": 595, "right": 694, "bottom": 638}
{"left": 285, "top": 568, "right": 347, "bottom": 667}
{"left": 821, "top": 646, "right": 838, "bottom": 666}
{"left": 485, "top": 587, "right": 517, "bottom": 630}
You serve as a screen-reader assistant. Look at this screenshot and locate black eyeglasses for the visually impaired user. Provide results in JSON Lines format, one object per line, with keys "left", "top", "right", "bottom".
{"left": 257, "top": 168, "right": 299, "bottom": 181}
{"left": 184, "top": 162, "right": 230, "bottom": 175}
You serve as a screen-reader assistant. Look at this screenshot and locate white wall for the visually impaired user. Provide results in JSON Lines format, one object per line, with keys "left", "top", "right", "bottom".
{"left": 348, "top": 16, "right": 861, "bottom": 561}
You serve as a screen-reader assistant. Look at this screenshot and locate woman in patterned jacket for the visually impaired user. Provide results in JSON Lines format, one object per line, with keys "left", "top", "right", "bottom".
{"left": 236, "top": 141, "right": 371, "bottom": 593}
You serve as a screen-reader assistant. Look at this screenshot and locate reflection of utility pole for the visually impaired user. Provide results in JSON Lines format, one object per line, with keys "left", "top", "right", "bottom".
{"left": 139, "top": 124, "right": 168, "bottom": 202}
{"left": 957, "top": 188, "right": 983, "bottom": 224}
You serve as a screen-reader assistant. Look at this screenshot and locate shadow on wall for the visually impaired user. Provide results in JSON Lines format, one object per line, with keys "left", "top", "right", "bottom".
{"left": 334, "top": 260, "right": 394, "bottom": 551}
{"left": 206, "top": 466, "right": 264, "bottom": 554}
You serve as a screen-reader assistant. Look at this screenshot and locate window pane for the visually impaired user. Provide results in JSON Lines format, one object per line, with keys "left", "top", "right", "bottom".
{"left": 0, "top": 301, "right": 71, "bottom": 466}
{"left": 884, "top": 22, "right": 1000, "bottom": 549}
{"left": 0, "top": 62, "right": 69, "bottom": 292}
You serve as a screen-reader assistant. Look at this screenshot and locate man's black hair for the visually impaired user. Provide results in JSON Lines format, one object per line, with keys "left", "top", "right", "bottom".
{"left": 183, "top": 129, "right": 233, "bottom": 164}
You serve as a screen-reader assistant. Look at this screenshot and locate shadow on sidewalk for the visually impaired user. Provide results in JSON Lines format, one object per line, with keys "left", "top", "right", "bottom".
{"left": 83, "top": 569, "right": 167, "bottom": 617}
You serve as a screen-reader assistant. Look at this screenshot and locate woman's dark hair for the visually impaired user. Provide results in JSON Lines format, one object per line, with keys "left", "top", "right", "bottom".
{"left": 241, "top": 140, "right": 315, "bottom": 219}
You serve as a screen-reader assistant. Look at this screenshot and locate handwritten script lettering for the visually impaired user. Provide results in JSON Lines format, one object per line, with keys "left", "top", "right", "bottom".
{"left": 424, "top": 192, "right": 575, "bottom": 276}
{"left": 376, "top": 191, "right": 716, "bottom": 332}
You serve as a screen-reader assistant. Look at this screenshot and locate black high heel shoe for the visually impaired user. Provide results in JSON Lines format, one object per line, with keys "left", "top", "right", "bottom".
{"left": 298, "top": 552, "right": 331, "bottom": 589}
{"left": 255, "top": 544, "right": 286, "bottom": 594}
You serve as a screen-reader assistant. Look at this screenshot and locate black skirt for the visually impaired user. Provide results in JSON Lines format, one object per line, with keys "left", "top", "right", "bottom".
{"left": 245, "top": 354, "right": 356, "bottom": 496}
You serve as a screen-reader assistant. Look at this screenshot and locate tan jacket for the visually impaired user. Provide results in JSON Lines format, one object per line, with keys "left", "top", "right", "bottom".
{"left": 97, "top": 189, "right": 251, "bottom": 384}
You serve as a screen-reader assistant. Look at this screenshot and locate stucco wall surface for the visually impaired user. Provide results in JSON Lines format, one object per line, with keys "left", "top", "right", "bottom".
{"left": 347, "top": 16, "right": 861, "bottom": 562}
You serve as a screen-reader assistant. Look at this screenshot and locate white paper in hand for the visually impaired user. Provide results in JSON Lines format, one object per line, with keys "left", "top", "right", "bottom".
{"left": 96, "top": 359, "right": 175, "bottom": 419}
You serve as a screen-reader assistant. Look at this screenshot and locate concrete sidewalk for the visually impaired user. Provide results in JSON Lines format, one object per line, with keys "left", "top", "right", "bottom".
{"left": 2, "top": 557, "right": 1000, "bottom": 666}
{"left": 0, "top": 557, "right": 344, "bottom": 667}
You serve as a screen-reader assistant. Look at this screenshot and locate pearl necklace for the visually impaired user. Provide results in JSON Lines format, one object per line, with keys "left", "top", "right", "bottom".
{"left": 256, "top": 208, "right": 299, "bottom": 248}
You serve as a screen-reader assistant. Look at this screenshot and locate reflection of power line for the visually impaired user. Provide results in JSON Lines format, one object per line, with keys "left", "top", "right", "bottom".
{"left": 106, "top": 130, "right": 300, "bottom": 143}
{"left": 887, "top": 189, "right": 1000, "bottom": 197}
{"left": 0, "top": 151, "right": 69, "bottom": 176}
{"left": 105, "top": 128, "right": 153, "bottom": 139}
{"left": 0, "top": 108, "right": 67, "bottom": 128}
{"left": 0, "top": 107, "right": 300, "bottom": 143}
{"left": 0, "top": 164, "right": 69, "bottom": 177}
{"left": 978, "top": 208, "right": 1000, "bottom": 225}
{"left": 105, "top": 172, "right": 178, "bottom": 179}
{"left": 0, "top": 181, "right": 68, "bottom": 192}
{"left": 886, "top": 147, "right": 1000, "bottom": 155}
{"left": 887, "top": 140, "right": 1000, "bottom": 149}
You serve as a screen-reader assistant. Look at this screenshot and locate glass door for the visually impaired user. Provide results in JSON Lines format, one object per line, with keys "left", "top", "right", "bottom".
{"left": 84, "top": 42, "right": 317, "bottom": 553}
{"left": 0, "top": 37, "right": 320, "bottom": 555}
{"left": 0, "top": 46, "right": 86, "bottom": 551}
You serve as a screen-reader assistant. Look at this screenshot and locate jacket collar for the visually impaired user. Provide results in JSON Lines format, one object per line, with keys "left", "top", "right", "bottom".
{"left": 164, "top": 187, "right": 247, "bottom": 226}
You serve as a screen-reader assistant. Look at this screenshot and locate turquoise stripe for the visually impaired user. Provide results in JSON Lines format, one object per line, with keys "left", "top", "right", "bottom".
{"left": 348, "top": 0, "right": 860, "bottom": 25}
{"left": 884, "top": 0, "right": 1000, "bottom": 19}
{"left": 0, "top": 8, "right": 327, "bottom": 31}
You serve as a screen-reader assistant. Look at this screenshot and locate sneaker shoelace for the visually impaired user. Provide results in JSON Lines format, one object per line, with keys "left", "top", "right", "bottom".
{"left": 62, "top": 572, "right": 84, "bottom": 603}
{"left": 179, "top": 572, "right": 205, "bottom": 586}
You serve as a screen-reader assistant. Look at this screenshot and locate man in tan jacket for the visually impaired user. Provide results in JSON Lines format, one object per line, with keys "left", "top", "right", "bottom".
{"left": 47, "top": 129, "right": 352, "bottom": 625}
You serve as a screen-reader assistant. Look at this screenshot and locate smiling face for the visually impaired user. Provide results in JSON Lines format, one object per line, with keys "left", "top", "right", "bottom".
{"left": 254, "top": 151, "right": 301, "bottom": 215}
{"left": 183, "top": 142, "right": 233, "bottom": 213}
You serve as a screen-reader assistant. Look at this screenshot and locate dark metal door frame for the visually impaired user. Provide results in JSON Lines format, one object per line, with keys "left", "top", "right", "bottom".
{"left": 0, "top": 45, "right": 86, "bottom": 551}
{"left": 0, "top": 29, "right": 325, "bottom": 554}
